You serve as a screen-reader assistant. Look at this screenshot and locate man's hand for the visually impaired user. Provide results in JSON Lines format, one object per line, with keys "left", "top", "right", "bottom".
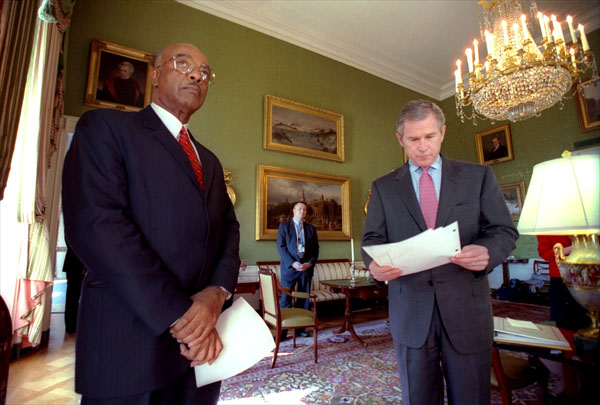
{"left": 170, "top": 286, "right": 228, "bottom": 350}
{"left": 450, "top": 244, "right": 489, "bottom": 271}
{"left": 292, "top": 262, "right": 311, "bottom": 271}
{"left": 369, "top": 260, "right": 403, "bottom": 281}
{"left": 180, "top": 329, "right": 224, "bottom": 367}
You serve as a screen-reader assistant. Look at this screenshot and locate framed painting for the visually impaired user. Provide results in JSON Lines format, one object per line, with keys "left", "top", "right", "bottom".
{"left": 85, "top": 39, "right": 154, "bottom": 111}
{"left": 575, "top": 77, "right": 600, "bottom": 132}
{"left": 500, "top": 181, "right": 526, "bottom": 221}
{"left": 264, "top": 95, "right": 345, "bottom": 162}
{"left": 256, "top": 164, "right": 351, "bottom": 241}
{"left": 475, "top": 124, "right": 514, "bottom": 165}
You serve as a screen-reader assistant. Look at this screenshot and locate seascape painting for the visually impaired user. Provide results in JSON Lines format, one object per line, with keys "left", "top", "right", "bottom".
{"left": 264, "top": 95, "right": 345, "bottom": 162}
{"left": 272, "top": 105, "right": 338, "bottom": 154}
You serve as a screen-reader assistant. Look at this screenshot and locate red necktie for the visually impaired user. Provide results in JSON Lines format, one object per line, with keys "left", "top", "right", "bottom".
{"left": 178, "top": 126, "right": 204, "bottom": 190}
{"left": 419, "top": 166, "right": 438, "bottom": 229}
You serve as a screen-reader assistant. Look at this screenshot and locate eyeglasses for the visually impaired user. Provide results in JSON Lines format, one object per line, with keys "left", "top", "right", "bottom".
{"left": 157, "top": 55, "right": 215, "bottom": 84}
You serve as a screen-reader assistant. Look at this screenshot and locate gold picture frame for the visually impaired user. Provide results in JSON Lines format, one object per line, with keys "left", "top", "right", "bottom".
{"left": 256, "top": 164, "right": 351, "bottom": 241}
{"left": 475, "top": 124, "right": 514, "bottom": 165}
{"left": 575, "top": 77, "right": 600, "bottom": 133}
{"left": 85, "top": 39, "right": 154, "bottom": 111}
{"left": 500, "top": 181, "right": 526, "bottom": 221}
{"left": 264, "top": 95, "right": 345, "bottom": 162}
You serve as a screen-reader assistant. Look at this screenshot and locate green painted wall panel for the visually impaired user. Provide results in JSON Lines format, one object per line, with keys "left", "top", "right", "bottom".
{"left": 64, "top": 0, "right": 599, "bottom": 263}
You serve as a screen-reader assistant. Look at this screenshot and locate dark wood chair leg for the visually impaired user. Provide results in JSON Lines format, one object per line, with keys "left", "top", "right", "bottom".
{"left": 313, "top": 327, "right": 318, "bottom": 363}
{"left": 271, "top": 327, "right": 281, "bottom": 369}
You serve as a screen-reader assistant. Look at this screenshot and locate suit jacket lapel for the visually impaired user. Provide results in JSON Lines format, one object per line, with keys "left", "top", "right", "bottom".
{"left": 289, "top": 221, "right": 298, "bottom": 257}
{"left": 436, "top": 155, "right": 459, "bottom": 227}
{"left": 140, "top": 107, "right": 204, "bottom": 193}
{"left": 394, "top": 166, "right": 427, "bottom": 231}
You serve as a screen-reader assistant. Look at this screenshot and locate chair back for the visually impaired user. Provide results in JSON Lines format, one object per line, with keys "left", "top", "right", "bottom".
{"left": 258, "top": 267, "right": 280, "bottom": 328}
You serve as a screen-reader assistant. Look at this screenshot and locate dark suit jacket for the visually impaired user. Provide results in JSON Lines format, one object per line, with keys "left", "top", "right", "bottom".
{"left": 488, "top": 144, "right": 508, "bottom": 160}
{"left": 361, "top": 156, "right": 517, "bottom": 354}
{"left": 277, "top": 220, "right": 319, "bottom": 277}
{"left": 62, "top": 106, "right": 240, "bottom": 398}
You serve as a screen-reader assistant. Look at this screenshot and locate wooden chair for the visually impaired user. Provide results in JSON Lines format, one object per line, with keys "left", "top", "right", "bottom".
{"left": 491, "top": 347, "right": 549, "bottom": 404}
{"left": 258, "top": 267, "right": 318, "bottom": 368}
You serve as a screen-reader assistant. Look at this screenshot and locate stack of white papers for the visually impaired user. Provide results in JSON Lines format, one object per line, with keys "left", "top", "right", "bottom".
{"left": 362, "top": 221, "right": 461, "bottom": 275}
{"left": 493, "top": 316, "right": 570, "bottom": 349}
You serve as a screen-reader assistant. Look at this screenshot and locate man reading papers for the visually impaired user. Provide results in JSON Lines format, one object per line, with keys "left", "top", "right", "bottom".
{"left": 361, "top": 100, "right": 518, "bottom": 405}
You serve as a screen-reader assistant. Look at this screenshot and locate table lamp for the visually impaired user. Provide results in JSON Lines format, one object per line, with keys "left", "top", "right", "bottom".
{"left": 517, "top": 151, "right": 600, "bottom": 350}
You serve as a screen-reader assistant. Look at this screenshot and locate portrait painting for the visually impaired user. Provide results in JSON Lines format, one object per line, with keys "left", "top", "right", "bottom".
{"left": 256, "top": 165, "right": 351, "bottom": 240}
{"left": 500, "top": 181, "right": 526, "bottom": 221}
{"left": 475, "top": 124, "right": 514, "bottom": 165}
{"left": 264, "top": 95, "right": 345, "bottom": 162}
{"left": 575, "top": 77, "right": 600, "bottom": 132}
{"left": 85, "top": 39, "right": 154, "bottom": 111}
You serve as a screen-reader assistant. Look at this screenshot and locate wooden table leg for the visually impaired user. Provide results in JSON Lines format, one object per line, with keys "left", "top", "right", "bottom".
{"left": 333, "top": 292, "right": 367, "bottom": 347}
{"left": 501, "top": 261, "right": 510, "bottom": 288}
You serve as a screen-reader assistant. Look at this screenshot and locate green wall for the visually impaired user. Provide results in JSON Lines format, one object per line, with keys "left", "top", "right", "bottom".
{"left": 63, "top": 0, "right": 599, "bottom": 263}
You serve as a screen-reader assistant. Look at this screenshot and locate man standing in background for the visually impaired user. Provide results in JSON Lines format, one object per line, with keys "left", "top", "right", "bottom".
{"left": 277, "top": 201, "right": 319, "bottom": 337}
{"left": 62, "top": 43, "right": 240, "bottom": 404}
{"left": 362, "top": 100, "right": 517, "bottom": 404}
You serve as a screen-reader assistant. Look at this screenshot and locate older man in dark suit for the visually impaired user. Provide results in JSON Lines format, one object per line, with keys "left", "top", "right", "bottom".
{"left": 361, "top": 100, "right": 517, "bottom": 405}
{"left": 62, "top": 43, "right": 240, "bottom": 404}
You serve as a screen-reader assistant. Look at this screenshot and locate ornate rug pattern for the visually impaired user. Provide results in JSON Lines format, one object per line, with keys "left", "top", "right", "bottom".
{"left": 219, "top": 314, "right": 550, "bottom": 404}
{"left": 219, "top": 320, "right": 400, "bottom": 404}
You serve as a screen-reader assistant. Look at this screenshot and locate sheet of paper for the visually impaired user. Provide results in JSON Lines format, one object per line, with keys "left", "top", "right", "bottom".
{"left": 507, "top": 318, "right": 539, "bottom": 330}
{"left": 194, "top": 297, "right": 275, "bottom": 387}
{"left": 362, "top": 222, "right": 461, "bottom": 275}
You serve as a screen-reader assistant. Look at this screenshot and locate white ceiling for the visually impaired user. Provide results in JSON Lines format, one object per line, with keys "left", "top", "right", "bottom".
{"left": 178, "top": 0, "right": 600, "bottom": 101}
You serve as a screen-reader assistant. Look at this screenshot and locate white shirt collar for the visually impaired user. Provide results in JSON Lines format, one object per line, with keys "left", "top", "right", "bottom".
{"left": 408, "top": 154, "right": 442, "bottom": 174}
{"left": 151, "top": 103, "right": 188, "bottom": 140}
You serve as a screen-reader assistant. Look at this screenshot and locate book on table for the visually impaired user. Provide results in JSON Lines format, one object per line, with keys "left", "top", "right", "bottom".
{"left": 493, "top": 316, "right": 571, "bottom": 350}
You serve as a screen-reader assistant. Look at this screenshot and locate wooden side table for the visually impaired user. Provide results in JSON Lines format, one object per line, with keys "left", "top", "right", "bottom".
{"left": 321, "top": 277, "right": 387, "bottom": 347}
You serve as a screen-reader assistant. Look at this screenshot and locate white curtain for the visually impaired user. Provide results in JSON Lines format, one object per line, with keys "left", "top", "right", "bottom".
{"left": 0, "top": 13, "right": 62, "bottom": 346}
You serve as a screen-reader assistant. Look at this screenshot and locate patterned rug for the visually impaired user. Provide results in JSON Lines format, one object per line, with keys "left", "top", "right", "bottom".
{"left": 491, "top": 298, "right": 551, "bottom": 324}
{"left": 219, "top": 320, "right": 400, "bottom": 404}
{"left": 218, "top": 316, "right": 550, "bottom": 404}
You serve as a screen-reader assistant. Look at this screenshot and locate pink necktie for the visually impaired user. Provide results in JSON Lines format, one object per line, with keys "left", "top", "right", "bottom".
{"left": 178, "top": 126, "right": 204, "bottom": 190}
{"left": 419, "top": 166, "right": 438, "bottom": 229}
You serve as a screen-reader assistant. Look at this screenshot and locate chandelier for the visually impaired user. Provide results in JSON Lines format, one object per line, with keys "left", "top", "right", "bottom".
{"left": 454, "top": 0, "right": 597, "bottom": 123}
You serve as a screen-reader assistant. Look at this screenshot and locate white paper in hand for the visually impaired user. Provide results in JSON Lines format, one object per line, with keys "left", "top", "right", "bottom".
{"left": 362, "top": 221, "right": 461, "bottom": 275}
{"left": 194, "top": 297, "right": 275, "bottom": 387}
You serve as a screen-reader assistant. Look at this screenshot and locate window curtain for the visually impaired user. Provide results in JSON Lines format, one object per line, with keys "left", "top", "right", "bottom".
{"left": 2, "top": 0, "right": 73, "bottom": 347}
{"left": 0, "top": 0, "right": 38, "bottom": 201}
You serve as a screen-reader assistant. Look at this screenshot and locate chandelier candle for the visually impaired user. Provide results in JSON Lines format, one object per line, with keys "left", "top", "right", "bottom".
{"left": 454, "top": 0, "right": 598, "bottom": 123}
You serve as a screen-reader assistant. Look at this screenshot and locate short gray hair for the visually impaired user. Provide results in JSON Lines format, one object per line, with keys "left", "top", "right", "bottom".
{"left": 396, "top": 100, "right": 445, "bottom": 137}
{"left": 118, "top": 61, "right": 134, "bottom": 75}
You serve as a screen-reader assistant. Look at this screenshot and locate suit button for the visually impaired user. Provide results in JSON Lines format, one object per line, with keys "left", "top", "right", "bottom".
{"left": 428, "top": 280, "right": 434, "bottom": 286}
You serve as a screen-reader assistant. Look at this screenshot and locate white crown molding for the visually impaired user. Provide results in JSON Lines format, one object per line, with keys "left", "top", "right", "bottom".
{"left": 177, "top": 0, "right": 444, "bottom": 99}
{"left": 178, "top": 0, "right": 600, "bottom": 102}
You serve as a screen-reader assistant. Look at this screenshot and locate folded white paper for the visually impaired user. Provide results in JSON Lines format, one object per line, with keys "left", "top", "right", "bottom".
{"left": 194, "top": 297, "right": 275, "bottom": 387}
{"left": 362, "top": 221, "right": 461, "bottom": 275}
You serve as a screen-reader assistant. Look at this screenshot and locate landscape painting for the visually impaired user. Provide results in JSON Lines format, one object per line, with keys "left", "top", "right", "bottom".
{"left": 256, "top": 164, "right": 351, "bottom": 240}
{"left": 264, "top": 95, "right": 345, "bottom": 162}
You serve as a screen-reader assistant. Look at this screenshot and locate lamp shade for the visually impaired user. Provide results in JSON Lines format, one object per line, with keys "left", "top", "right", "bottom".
{"left": 517, "top": 154, "right": 600, "bottom": 235}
